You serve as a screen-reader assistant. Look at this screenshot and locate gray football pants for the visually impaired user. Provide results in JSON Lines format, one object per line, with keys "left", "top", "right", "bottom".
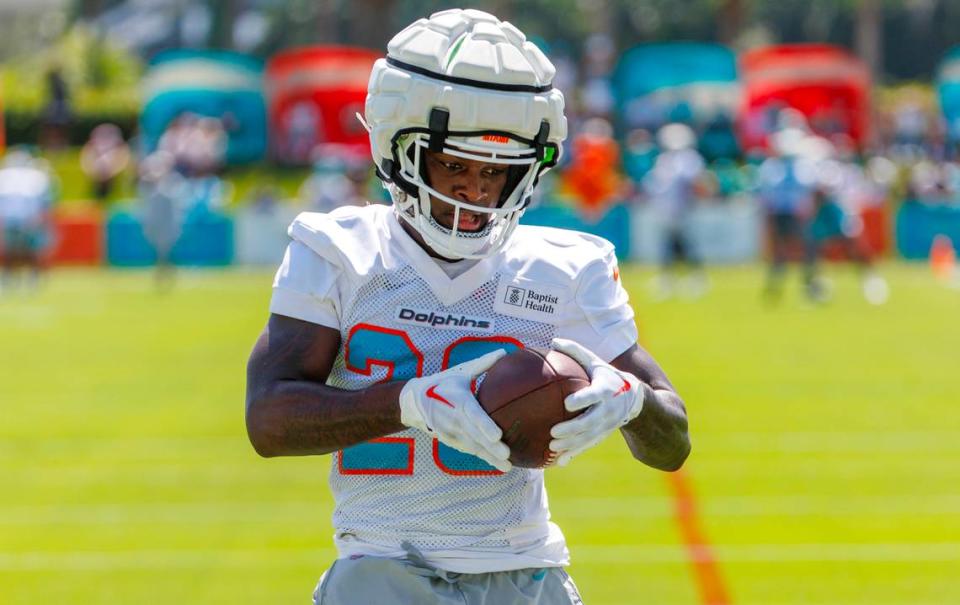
{"left": 312, "top": 554, "right": 584, "bottom": 604}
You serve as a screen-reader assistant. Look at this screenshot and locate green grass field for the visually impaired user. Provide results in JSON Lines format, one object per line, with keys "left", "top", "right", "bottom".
{"left": 2, "top": 263, "right": 958, "bottom": 604}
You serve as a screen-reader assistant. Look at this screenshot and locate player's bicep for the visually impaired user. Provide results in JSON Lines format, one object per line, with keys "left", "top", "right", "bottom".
{"left": 247, "top": 313, "right": 342, "bottom": 392}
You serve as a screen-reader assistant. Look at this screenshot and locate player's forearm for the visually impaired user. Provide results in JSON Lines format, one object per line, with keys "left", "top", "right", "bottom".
{"left": 620, "top": 384, "right": 690, "bottom": 471}
{"left": 245, "top": 380, "right": 406, "bottom": 457}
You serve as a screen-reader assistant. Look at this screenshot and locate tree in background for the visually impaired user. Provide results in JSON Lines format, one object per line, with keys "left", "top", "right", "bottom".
{"left": 56, "top": 0, "right": 960, "bottom": 83}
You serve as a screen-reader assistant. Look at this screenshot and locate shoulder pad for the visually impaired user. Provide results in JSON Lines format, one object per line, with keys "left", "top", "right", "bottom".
{"left": 287, "top": 205, "right": 390, "bottom": 278}
{"left": 504, "top": 225, "right": 616, "bottom": 283}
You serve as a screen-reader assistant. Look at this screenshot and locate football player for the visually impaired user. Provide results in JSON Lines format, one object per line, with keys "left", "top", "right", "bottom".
{"left": 0, "top": 149, "right": 55, "bottom": 292}
{"left": 245, "top": 9, "right": 690, "bottom": 604}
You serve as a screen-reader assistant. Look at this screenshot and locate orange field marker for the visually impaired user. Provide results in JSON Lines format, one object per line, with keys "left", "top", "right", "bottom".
{"left": 930, "top": 235, "right": 956, "bottom": 282}
{"left": 666, "top": 470, "right": 731, "bottom": 605}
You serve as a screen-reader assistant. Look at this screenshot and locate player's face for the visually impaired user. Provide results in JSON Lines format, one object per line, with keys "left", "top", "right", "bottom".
{"left": 423, "top": 150, "right": 509, "bottom": 232}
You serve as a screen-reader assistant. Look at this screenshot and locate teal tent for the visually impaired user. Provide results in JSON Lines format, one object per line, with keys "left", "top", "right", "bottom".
{"left": 937, "top": 46, "right": 960, "bottom": 142}
{"left": 612, "top": 42, "right": 740, "bottom": 159}
{"left": 140, "top": 49, "right": 267, "bottom": 164}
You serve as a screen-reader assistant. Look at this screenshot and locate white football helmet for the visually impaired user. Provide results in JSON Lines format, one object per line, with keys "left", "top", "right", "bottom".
{"left": 363, "top": 8, "right": 567, "bottom": 259}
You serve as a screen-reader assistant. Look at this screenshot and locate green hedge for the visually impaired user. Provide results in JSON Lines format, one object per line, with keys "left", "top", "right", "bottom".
{"left": 4, "top": 109, "right": 140, "bottom": 148}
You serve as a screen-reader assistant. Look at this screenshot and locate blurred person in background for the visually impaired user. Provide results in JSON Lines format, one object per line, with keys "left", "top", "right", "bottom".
{"left": 777, "top": 107, "right": 811, "bottom": 132}
{"left": 158, "top": 114, "right": 228, "bottom": 212}
{"left": 0, "top": 149, "right": 55, "bottom": 292}
{"left": 40, "top": 65, "right": 72, "bottom": 150}
{"left": 80, "top": 124, "right": 131, "bottom": 204}
{"left": 559, "top": 117, "right": 628, "bottom": 218}
{"left": 184, "top": 117, "right": 227, "bottom": 177}
{"left": 578, "top": 33, "right": 616, "bottom": 122}
{"left": 158, "top": 113, "right": 198, "bottom": 176}
{"left": 282, "top": 100, "right": 323, "bottom": 165}
{"left": 298, "top": 145, "right": 372, "bottom": 213}
{"left": 907, "top": 158, "right": 955, "bottom": 204}
{"left": 138, "top": 151, "right": 183, "bottom": 291}
{"left": 803, "top": 136, "right": 889, "bottom": 305}
{"left": 810, "top": 99, "right": 851, "bottom": 141}
{"left": 805, "top": 186, "right": 889, "bottom": 304}
{"left": 250, "top": 185, "right": 281, "bottom": 214}
{"left": 622, "top": 127, "right": 658, "bottom": 183}
{"left": 892, "top": 101, "right": 929, "bottom": 158}
{"left": 757, "top": 125, "right": 820, "bottom": 302}
{"left": 643, "top": 122, "right": 712, "bottom": 299}
{"left": 698, "top": 114, "right": 740, "bottom": 163}
{"left": 709, "top": 157, "right": 751, "bottom": 200}
{"left": 184, "top": 117, "right": 229, "bottom": 212}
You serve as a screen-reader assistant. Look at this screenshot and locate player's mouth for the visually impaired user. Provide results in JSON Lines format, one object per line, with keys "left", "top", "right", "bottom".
{"left": 456, "top": 211, "right": 487, "bottom": 232}
{"left": 438, "top": 210, "right": 488, "bottom": 232}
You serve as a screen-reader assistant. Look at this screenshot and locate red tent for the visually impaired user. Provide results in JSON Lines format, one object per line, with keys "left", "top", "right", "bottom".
{"left": 265, "top": 46, "right": 380, "bottom": 165}
{"left": 738, "top": 44, "right": 870, "bottom": 151}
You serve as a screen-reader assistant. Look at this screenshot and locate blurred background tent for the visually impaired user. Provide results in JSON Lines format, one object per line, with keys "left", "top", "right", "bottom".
{"left": 738, "top": 44, "right": 871, "bottom": 152}
{"left": 936, "top": 45, "right": 960, "bottom": 146}
{"left": 140, "top": 49, "right": 267, "bottom": 164}
{"left": 612, "top": 42, "right": 740, "bottom": 161}
{"left": 264, "top": 45, "right": 379, "bottom": 166}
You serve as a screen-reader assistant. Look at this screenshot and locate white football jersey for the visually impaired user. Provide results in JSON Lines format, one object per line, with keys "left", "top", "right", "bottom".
{"left": 0, "top": 167, "right": 52, "bottom": 223}
{"left": 270, "top": 204, "right": 637, "bottom": 573}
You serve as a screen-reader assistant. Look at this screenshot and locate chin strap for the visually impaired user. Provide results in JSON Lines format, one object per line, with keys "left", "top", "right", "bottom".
{"left": 534, "top": 119, "right": 550, "bottom": 162}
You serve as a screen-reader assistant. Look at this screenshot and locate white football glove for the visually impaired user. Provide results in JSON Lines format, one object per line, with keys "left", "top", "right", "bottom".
{"left": 548, "top": 338, "right": 644, "bottom": 466}
{"left": 399, "top": 349, "right": 512, "bottom": 473}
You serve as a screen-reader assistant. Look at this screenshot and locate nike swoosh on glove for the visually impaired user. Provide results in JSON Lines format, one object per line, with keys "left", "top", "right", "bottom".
{"left": 548, "top": 338, "right": 644, "bottom": 467}
{"left": 399, "top": 349, "right": 512, "bottom": 473}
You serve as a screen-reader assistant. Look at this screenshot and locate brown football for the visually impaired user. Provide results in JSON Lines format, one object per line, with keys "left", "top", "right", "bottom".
{"left": 477, "top": 348, "right": 591, "bottom": 468}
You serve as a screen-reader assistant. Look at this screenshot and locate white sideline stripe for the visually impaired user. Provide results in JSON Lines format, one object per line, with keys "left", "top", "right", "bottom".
{"left": 562, "top": 494, "right": 960, "bottom": 517}
{"left": 5, "top": 495, "right": 960, "bottom": 524}
{"left": 0, "top": 550, "right": 328, "bottom": 571}
{"left": 0, "top": 543, "right": 957, "bottom": 570}
{"left": 576, "top": 543, "right": 960, "bottom": 563}
{"left": 4, "top": 430, "right": 960, "bottom": 451}
{"left": 0, "top": 502, "right": 330, "bottom": 524}
{"left": 701, "top": 431, "right": 960, "bottom": 453}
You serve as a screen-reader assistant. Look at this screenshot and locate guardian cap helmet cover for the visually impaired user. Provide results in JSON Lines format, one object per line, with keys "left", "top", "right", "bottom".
{"left": 363, "top": 9, "right": 567, "bottom": 259}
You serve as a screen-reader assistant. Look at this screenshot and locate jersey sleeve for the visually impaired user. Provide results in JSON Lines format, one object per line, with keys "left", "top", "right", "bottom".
{"left": 269, "top": 240, "right": 342, "bottom": 329}
{"left": 557, "top": 248, "right": 638, "bottom": 363}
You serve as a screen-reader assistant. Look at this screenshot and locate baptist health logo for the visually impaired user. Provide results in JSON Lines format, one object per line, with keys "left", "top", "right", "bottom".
{"left": 504, "top": 286, "right": 558, "bottom": 314}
